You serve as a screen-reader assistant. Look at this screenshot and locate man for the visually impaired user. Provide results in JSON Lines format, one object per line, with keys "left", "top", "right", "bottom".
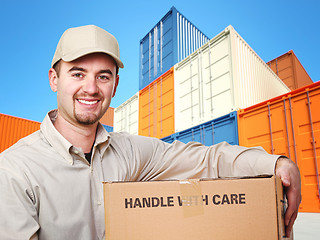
{"left": 0, "top": 25, "right": 301, "bottom": 239}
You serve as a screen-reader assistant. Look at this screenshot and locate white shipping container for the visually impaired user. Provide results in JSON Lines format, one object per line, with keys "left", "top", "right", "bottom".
{"left": 114, "top": 93, "right": 139, "bottom": 135}
{"left": 174, "top": 25, "right": 290, "bottom": 132}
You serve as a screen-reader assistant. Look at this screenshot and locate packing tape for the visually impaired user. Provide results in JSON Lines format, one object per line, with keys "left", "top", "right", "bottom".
{"left": 179, "top": 179, "right": 204, "bottom": 217}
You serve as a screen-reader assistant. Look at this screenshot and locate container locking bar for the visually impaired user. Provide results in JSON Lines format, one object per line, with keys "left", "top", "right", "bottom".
{"left": 288, "top": 97, "right": 298, "bottom": 165}
{"left": 283, "top": 99, "right": 291, "bottom": 160}
{"left": 267, "top": 104, "right": 274, "bottom": 154}
{"left": 306, "top": 91, "right": 320, "bottom": 198}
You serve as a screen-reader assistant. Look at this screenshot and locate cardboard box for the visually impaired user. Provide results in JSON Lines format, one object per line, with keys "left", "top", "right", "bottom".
{"left": 103, "top": 175, "right": 292, "bottom": 240}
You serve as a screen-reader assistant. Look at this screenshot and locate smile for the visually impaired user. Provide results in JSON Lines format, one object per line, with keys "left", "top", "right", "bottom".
{"left": 77, "top": 99, "right": 99, "bottom": 105}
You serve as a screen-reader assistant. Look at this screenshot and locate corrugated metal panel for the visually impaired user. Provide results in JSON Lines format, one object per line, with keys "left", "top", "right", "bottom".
{"left": 100, "top": 107, "right": 114, "bottom": 127}
{"left": 238, "top": 81, "right": 320, "bottom": 213}
{"left": 139, "top": 6, "right": 210, "bottom": 90}
{"left": 139, "top": 68, "right": 175, "bottom": 139}
{"left": 0, "top": 114, "right": 40, "bottom": 153}
{"left": 267, "top": 50, "right": 313, "bottom": 91}
{"left": 161, "top": 111, "right": 238, "bottom": 146}
{"left": 102, "top": 124, "right": 113, "bottom": 132}
{"left": 174, "top": 25, "right": 290, "bottom": 132}
{"left": 114, "top": 93, "right": 139, "bottom": 135}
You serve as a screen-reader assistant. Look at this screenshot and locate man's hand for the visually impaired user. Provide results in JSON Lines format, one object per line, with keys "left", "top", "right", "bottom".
{"left": 275, "top": 157, "right": 301, "bottom": 237}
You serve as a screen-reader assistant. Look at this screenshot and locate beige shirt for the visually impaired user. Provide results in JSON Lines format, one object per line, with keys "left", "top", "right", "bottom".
{"left": 0, "top": 110, "right": 279, "bottom": 240}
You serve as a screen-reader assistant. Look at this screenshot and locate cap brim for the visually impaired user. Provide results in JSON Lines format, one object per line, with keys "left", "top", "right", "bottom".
{"left": 60, "top": 48, "right": 124, "bottom": 68}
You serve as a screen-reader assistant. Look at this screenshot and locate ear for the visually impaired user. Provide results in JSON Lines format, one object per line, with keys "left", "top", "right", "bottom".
{"left": 49, "top": 68, "right": 58, "bottom": 92}
{"left": 112, "top": 75, "right": 119, "bottom": 98}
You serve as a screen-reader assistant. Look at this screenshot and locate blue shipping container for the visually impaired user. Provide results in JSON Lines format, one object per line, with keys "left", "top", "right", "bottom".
{"left": 161, "top": 111, "right": 239, "bottom": 146}
{"left": 139, "top": 6, "right": 210, "bottom": 90}
{"left": 103, "top": 124, "right": 113, "bottom": 132}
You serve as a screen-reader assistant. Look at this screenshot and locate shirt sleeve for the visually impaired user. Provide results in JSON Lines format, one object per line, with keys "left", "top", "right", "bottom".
{"left": 121, "top": 134, "right": 280, "bottom": 181}
{"left": 0, "top": 163, "right": 39, "bottom": 240}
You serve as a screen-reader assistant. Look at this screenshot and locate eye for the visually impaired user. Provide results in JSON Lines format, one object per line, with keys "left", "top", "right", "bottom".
{"left": 73, "top": 73, "right": 84, "bottom": 79}
{"left": 97, "top": 75, "right": 110, "bottom": 81}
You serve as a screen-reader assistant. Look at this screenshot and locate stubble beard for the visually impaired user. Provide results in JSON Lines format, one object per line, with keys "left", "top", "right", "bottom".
{"left": 74, "top": 112, "right": 100, "bottom": 125}
{"left": 74, "top": 105, "right": 104, "bottom": 125}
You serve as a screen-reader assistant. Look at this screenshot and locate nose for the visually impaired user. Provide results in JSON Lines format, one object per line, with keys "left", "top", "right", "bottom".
{"left": 82, "top": 76, "right": 98, "bottom": 95}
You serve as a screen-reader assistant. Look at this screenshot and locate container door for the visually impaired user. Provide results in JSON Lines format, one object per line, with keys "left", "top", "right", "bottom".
{"left": 238, "top": 82, "right": 320, "bottom": 212}
{"left": 174, "top": 54, "right": 203, "bottom": 132}
{"left": 202, "top": 34, "right": 234, "bottom": 122}
{"left": 290, "top": 89, "right": 320, "bottom": 212}
{"left": 114, "top": 93, "right": 139, "bottom": 135}
{"left": 139, "top": 68, "right": 175, "bottom": 139}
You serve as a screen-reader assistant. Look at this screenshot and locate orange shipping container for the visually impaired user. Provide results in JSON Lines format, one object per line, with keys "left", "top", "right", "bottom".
{"left": 0, "top": 114, "right": 40, "bottom": 153}
{"left": 267, "top": 50, "right": 313, "bottom": 91}
{"left": 139, "top": 68, "right": 175, "bottom": 139}
{"left": 100, "top": 107, "right": 114, "bottom": 127}
{"left": 238, "top": 82, "right": 320, "bottom": 212}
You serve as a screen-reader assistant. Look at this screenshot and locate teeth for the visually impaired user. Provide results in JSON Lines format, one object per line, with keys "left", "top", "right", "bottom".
{"left": 78, "top": 99, "right": 98, "bottom": 105}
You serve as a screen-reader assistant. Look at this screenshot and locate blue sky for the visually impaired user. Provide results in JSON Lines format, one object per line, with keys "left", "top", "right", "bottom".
{"left": 0, "top": 0, "right": 319, "bottom": 122}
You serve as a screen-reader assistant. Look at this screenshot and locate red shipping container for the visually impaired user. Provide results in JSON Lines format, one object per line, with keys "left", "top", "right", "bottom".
{"left": 267, "top": 50, "right": 313, "bottom": 91}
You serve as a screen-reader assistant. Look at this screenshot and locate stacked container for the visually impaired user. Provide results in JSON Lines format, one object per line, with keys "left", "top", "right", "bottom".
{"left": 267, "top": 50, "right": 313, "bottom": 91}
{"left": 139, "top": 6, "right": 210, "bottom": 90}
{"left": 117, "top": 23, "right": 292, "bottom": 140}
{"left": 174, "top": 25, "right": 290, "bottom": 132}
{"left": 114, "top": 93, "right": 139, "bottom": 135}
{"left": 0, "top": 113, "right": 40, "bottom": 153}
{"left": 161, "top": 111, "right": 239, "bottom": 146}
{"left": 238, "top": 81, "right": 320, "bottom": 213}
{"left": 139, "top": 67, "right": 175, "bottom": 138}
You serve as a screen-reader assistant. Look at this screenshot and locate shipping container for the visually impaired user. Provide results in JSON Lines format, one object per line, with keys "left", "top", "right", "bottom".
{"left": 0, "top": 113, "right": 40, "bottom": 153}
{"left": 114, "top": 93, "right": 139, "bottom": 135}
{"left": 161, "top": 111, "right": 238, "bottom": 146}
{"left": 267, "top": 50, "right": 313, "bottom": 91}
{"left": 139, "top": 68, "right": 175, "bottom": 139}
{"left": 102, "top": 124, "right": 113, "bottom": 132}
{"left": 238, "top": 81, "right": 320, "bottom": 213}
{"left": 174, "top": 25, "right": 290, "bottom": 133}
{"left": 139, "top": 6, "right": 210, "bottom": 90}
{"left": 100, "top": 107, "right": 114, "bottom": 127}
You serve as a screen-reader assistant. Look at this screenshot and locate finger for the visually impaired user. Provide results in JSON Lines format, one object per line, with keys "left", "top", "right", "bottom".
{"left": 285, "top": 201, "right": 294, "bottom": 226}
{"left": 284, "top": 189, "right": 298, "bottom": 226}
{"left": 281, "top": 175, "right": 291, "bottom": 187}
{"left": 286, "top": 210, "right": 298, "bottom": 237}
{"left": 284, "top": 188, "right": 300, "bottom": 236}
{"left": 277, "top": 167, "right": 291, "bottom": 187}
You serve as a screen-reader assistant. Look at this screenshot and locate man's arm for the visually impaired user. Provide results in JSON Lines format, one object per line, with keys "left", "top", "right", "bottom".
{"left": 275, "top": 157, "right": 301, "bottom": 237}
{"left": 124, "top": 135, "right": 302, "bottom": 236}
{"left": 0, "top": 167, "right": 39, "bottom": 240}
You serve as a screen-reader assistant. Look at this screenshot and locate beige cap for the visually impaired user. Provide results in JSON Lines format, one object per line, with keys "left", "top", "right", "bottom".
{"left": 51, "top": 25, "right": 124, "bottom": 68}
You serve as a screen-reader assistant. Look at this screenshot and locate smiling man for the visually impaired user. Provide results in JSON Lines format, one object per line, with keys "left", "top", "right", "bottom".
{"left": 49, "top": 52, "right": 119, "bottom": 154}
{"left": 0, "top": 25, "right": 301, "bottom": 239}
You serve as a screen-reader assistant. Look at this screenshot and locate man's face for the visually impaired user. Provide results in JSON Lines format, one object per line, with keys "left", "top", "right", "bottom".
{"left": 49, "top": 53, "right": 119, "bottom": 127}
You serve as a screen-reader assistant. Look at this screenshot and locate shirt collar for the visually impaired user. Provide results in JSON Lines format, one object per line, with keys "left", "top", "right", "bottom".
{"left": 95, "top": 122, "right": 111, "bottom": 154}
{"left": 40, "top": 109, "right": 111, "bottom": 164}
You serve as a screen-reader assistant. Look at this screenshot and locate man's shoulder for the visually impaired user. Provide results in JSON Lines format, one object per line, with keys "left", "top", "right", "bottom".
{"left": 109, "top": 131, "right": 158, "bottom": 142}
{"left": 108, "top": 131, "right": 166, "bottom": 150}
{"left": 108, "top": 131, "right": 136, "bottom": 145}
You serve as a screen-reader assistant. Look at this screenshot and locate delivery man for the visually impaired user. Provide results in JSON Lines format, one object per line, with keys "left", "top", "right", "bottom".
{"left": 0, "top": 25, "right": 301, "bottom": 239}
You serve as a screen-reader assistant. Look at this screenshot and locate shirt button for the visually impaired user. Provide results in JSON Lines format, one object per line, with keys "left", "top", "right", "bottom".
{"left": 74, "top": 150, "right": 79, "bottom": 154}
{"left": 97, "top": 201, "right": 102, "bottom": 205}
